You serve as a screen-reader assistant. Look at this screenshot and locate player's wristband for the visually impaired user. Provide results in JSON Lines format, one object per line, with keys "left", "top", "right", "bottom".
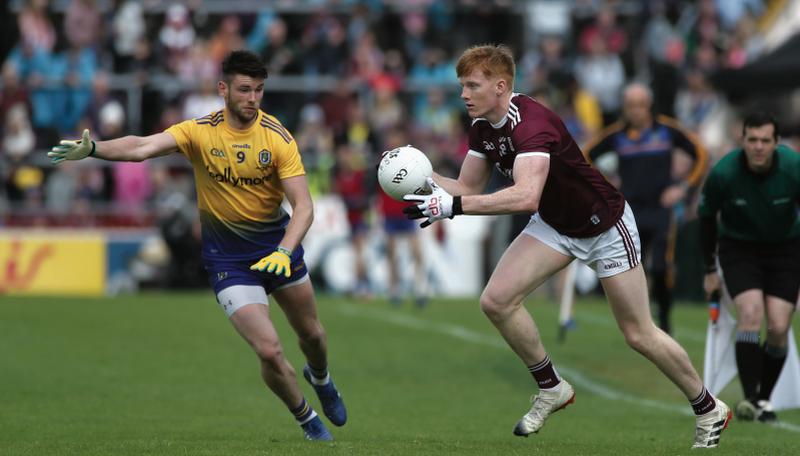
{"left": 704, "top": 263, "right": 717, "bottom": 274}
{"left": 452, "top": 195, "right": 463, "bottom": 216}
{"left": 89, "top": 140, "right": 96, "bottom": 157}
{"left": 276, "top": 246, "right": 292, "bottom": 257}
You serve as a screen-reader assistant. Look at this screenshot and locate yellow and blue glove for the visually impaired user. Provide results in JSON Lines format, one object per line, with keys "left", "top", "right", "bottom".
{"left": 250, "top": 247, "right": 292, "bottom": 278}
{"left": 48, "top": 129, "right": 96, "bottom": 164}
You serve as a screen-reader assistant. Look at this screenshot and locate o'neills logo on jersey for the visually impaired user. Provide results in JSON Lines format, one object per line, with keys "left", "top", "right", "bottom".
{"left": 206, "top": 165, "right": 272, "bottom": 187}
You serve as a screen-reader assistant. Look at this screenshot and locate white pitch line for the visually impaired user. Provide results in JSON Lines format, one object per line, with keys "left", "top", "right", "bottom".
{"left": 564, "top": 309, "right": 706, "bottom": 343}
{"left": 335, "top": 302, "right": 800, "bottom": 433}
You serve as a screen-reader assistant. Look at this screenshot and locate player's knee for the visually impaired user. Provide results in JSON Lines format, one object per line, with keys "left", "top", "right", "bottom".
{"left": 737, "top": 310, "right": 762, "bottom": 329}
{"left": 620, "top": 325, "right": 654, "bottom": 354}
{"left": 254, "top": 340, "right": 285, "bottom": 367}
{"left": 766, "top": 320, "right": 790, "bottom": 341}
{"left": 299, "top": 325, "right": 326, "bottom": 349}
{"left": 479, "top": 290, "right": 512, "bottom": 321}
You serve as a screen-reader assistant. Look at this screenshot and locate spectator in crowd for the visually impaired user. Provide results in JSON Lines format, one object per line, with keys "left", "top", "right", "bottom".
{"left": 413, "top": 87, "right": 458, "bottom": 138}
{"left": 643, "top": 1, "right": 686, "bottom": 116}
{"left": 81, "top": 72, "right": 121, "bottom": 134}
{"left": 258, "top": 17, "right": 301, "bottom": 76}
{"left": 208, "top": 15, "right": 244, "bottom": 65}
{"left": 295, "top": 103, "right": 335, "bottom": 195}
{"left": 573, "top": 38, "right": 626, "bottom": 126}
{"left": 158, "top": 3, "right": 196, "bottom": 74}
{"left": 64, "top": 0, "right": 102, "bottom": 50}
{"left": 17, "top": 0, "right": 55, "bottom": 54}
{"left": 60, "top": 41, "right": 99, "bottom": 133}
{"left": 301, "top": 14, "right": 348, "bottom": 77}
{"left": 181, "top": 77, "right": 224, "bottom": 120}
{"left": 319, "top": 79, "right": 356, "bottom": 138}
{"left": 723, "top": 12, "right": 764, "bottom": 69}
{"left": 578, "top": 3, "right": 627, "bottom": 56}
{"left": 44, "top": 159, "right": 79, "bottom": 215}
{"left": 244, "top": 8, "right": 276, "bottom": 55}
{"left": 408, "top": 46, "right": 452, "bottom": 87}
{"left": 674, "top": 66, "right": 734, "bottom": 162}
{"left": 675, "top": 67, "right": 725, "bottom": 133}
{"left": 3, "top": 103, "right": 36, "bottom": 163}
{"left": 366, "top": 74, "right": 404, "bottom": 135}
{"left": 332, "top": 142, "right": 373, "bottom": 298}
{"left": 0, "top": 65, "right": 30, "bottom": 126}
{"left": 716, "top": 0, "right": 764, "bottom": 31}
{"left": 103, "top": 102, "right": 152, "bottom": 217}
{"left": 520, "top": 34, "right": 571, "bottom": 93}
{"left": 110, "top": 0, "right": 146, "bottom": 73}
{"left": 584, "top": 82, "right": 708, "bottom": 334}
{"left": 152, "top": 166, "right": 205, "bottom": 288}
{"left": 699, "top": 112, "right": 798, "bottom": 423}
{"left": 177, "top": 40, "right": 219, "bottom": 84}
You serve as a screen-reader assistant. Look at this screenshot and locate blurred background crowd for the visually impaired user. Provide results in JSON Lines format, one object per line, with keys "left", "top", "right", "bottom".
{"left": 2, "top": 0, "right": 799, "bottom": 296}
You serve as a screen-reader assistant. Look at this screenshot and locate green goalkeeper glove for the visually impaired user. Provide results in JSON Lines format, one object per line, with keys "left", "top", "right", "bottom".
{"left": 249, "top": 247, "right": 292, "bottom": 278}
{"left": 48, "top": 129, "right": 96, "bottom": 164}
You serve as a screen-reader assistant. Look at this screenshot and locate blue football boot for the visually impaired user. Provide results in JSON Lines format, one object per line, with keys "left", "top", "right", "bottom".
{"left": 301, "top": 415, "right": 333, "bottom": 441}
{"left": 303, "top": 365, "right": 348, "bottom": 426}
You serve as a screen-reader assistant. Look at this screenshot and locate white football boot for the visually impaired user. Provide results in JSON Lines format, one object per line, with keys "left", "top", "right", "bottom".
{"left": 692, "top": 399, "right": 732, "bottom": 449}
{"left": 513, "top": 380, "right": 575, "bottom": 437}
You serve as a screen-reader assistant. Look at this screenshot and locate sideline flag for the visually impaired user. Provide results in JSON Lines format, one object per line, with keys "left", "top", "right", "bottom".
{"left": 703, "top": 287, "right": 800, "bottom": 411}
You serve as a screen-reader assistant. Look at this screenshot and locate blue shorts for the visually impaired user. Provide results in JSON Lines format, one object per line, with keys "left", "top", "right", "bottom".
{"left": 384, "top": 216, "right": 416, "bottom": 235}
{"left": 204, "top": 245, "right": 308, "bottom": 295}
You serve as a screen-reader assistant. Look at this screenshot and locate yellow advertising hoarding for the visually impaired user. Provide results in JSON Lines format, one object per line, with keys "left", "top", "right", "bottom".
{"left": 0, "top": 231, "right": 106, "bottom": 296}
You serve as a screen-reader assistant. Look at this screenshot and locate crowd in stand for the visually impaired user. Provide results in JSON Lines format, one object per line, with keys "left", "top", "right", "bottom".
{"left": 0, "top": 0, "right": 790, "bottom": 230}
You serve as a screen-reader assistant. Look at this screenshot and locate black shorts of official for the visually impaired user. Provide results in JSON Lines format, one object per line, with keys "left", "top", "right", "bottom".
{"left": 630, "top": 204, "right": 673, "bottom": 274}
{"left": 718, "top": 237, "right": 800, "bottom": 303}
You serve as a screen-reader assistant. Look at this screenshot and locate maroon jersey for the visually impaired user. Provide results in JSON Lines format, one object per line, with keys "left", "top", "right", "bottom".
{"left": 468, "top": 94, "right": 625, "bottom": 237}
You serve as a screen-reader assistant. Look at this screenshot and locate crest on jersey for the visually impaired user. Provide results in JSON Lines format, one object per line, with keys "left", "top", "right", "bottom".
{"left": 258, "top": 149, "right": 272, "bottom": 168}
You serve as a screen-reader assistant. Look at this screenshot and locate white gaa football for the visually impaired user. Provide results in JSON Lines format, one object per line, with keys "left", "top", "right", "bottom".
{"left": 377, "top": 145, "right": 433, "bottom": 201}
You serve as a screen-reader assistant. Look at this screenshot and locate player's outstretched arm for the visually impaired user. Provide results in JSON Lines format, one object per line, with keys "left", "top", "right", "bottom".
{"left": 49, "top": 129, "right": 179, "bottom": 164}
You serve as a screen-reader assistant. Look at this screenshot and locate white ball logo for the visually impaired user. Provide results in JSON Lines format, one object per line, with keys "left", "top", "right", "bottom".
{"left": 377, "top": 145, "right": 433, "bottom": 201}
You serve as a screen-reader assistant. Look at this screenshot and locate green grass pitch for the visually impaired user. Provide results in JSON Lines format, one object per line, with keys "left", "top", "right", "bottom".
{"left": 2, "top": 292, "right": 798, "bottom": 455}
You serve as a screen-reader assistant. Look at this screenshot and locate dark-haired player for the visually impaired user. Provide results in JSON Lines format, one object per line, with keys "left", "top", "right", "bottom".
{"left": 699, "top": 112, "right": 800, "bottom": 423}
{"left": 49, "top": 50, "right": 346, "bottom": 441}
{"left": 403, "top": 44, "right": 730, "bottom": 448}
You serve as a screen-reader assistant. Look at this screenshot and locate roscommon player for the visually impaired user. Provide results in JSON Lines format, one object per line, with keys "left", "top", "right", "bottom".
{"left": 403, "top": 44, "right": 730, "bottom": 448}
{"left": 49, "top": 50, "right": 346, "bottom": 441}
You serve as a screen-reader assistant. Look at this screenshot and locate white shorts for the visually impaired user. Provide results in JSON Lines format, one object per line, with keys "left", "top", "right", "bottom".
{"left": 522, "top": 203, "right": 641, "bottom": 278}
{"left": 215, "top": 274, "right": 310, "bottom": 318}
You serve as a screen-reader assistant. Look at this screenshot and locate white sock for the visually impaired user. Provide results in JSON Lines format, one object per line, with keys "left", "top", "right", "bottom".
{"left": 309, "top": 372, "right": 330, "bottom": 386}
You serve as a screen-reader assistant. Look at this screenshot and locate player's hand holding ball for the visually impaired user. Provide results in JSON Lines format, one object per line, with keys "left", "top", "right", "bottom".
{"left": 403, "top": 177, "right": 461, "bottom": 228}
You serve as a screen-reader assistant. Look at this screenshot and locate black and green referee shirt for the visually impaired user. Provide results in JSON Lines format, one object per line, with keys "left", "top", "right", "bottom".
{"left": 699, "top": 144, "right": 800, "bottom": 244}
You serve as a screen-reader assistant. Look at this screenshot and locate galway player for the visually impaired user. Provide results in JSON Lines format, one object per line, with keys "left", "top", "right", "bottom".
{"left": 403, "top": 44, "right": 730, "bottom": 448}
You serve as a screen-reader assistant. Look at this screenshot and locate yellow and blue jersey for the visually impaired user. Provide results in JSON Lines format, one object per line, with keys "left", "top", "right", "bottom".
{"left": 166, "top": 109, "right": 305, "bottom": 261}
